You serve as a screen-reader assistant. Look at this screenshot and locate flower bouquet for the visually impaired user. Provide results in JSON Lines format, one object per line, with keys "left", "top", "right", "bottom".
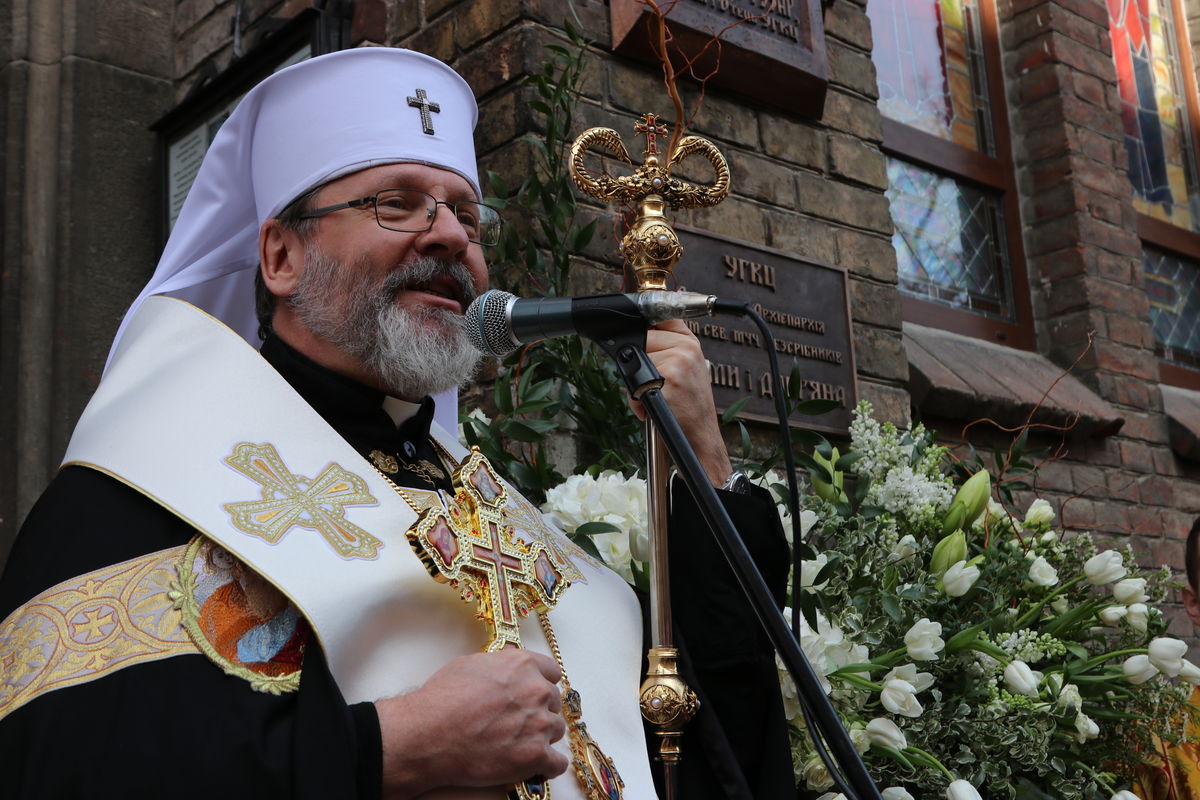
{"left": 530, "top": 400, "right": 1196, "bottom": 799}
{"left": 776, "top": 402, "right": 1196, "bottom": 800}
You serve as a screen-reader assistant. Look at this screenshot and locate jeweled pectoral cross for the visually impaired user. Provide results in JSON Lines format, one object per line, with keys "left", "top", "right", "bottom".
{"left": 406, "top": 448, "right": 567, "bottom": 651}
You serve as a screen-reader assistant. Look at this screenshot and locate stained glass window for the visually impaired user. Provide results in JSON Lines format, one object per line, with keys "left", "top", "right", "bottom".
{"left": 886, "top": 158, "right": 1014, "bottom": 319}
{"left": 1108, "top": 0, "right": 1200, "bottom": 231}
{"left": 867, "top": 0, "right": 993, "bottom": 154}
{"left": 1144, "top": 246, "right": 1200, "bottom": 367}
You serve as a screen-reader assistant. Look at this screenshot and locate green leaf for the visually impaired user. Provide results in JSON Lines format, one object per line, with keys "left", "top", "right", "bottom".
{"left": 569, "top": 530, "right": 604, "bottom": 560}
{"left": 880, "top": 593, "right": 903, "bottom": 622}
{"left": 574, "top": 521, "right": 621, "bottom": 537}
{"left": 500, "top": 420, "right": 547, "bottom": 442}
{"left": 721, "top": 396, "right": 752, "bottom": 424}
{"left": 795, "top": 398, "right": 840, "bottom": 415}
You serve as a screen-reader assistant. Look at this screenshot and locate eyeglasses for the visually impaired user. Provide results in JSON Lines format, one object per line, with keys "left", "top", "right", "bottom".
{"left": 299, "top": 187, "right": 503, "bottom": 246}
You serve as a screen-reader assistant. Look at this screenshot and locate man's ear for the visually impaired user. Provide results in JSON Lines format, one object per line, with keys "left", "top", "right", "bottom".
{"left": 259, "top": 218, "right": 304, "bottom": 298}
{"left": 1184, "top": 586, "right": 1200, "bottom": 628}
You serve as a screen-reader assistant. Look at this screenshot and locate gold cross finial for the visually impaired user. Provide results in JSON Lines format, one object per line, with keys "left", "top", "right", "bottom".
{"left": 633, "top": 112, "right": 668, "bottom": 156}
{"left": 406, "top": 448, "right": 567, "bottom": 652}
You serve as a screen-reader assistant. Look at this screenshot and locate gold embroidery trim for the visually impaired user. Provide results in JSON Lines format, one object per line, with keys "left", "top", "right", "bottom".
{"left": 171, "top": 535, "right": 302, "bottom": 695}
{"left": 0, "top": 545, "right": 197, "bottom": 721}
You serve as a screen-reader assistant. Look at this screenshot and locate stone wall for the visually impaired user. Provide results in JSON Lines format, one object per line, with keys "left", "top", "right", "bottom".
{"left": 0, "top": 0, "right": 174, "bottom": 565}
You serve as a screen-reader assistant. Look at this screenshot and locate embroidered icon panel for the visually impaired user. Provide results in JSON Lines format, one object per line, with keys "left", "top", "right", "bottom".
{"left": 173, "top": 536, "right": 306, "bottom": 694}
{"left": 0, "top": 546, "right": 197, "bottom": 721}
{"left": 222, "top": 442, "right": 382, "bottom": 559}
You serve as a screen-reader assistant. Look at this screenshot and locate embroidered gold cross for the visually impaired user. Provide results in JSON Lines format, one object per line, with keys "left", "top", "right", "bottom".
{"left": 223, "top": 442, "right": 382, "bottom": 560}
{"left": 406, "top": 448, "right": 567, "bottom": 651}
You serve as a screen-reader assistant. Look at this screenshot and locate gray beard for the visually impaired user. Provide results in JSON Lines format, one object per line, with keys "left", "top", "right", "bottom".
{"left": 287, "top": 249, "right": 483, "bottom": 399}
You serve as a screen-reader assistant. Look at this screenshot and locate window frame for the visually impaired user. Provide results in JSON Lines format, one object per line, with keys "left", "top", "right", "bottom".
{"left": 876, "top": 0, "right": 1035, "bottom": 350}
{"left": 1129, "top": 0, "right": 1200, "bottom": 390}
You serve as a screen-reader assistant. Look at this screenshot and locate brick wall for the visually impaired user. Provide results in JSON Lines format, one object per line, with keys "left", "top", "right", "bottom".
{"left": 998, "top": 0, "right": 1200, "bottom": 636}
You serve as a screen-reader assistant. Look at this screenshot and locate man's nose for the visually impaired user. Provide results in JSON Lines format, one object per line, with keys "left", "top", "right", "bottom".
{"left": 419, "top": 202, "right": 471, "bottom": 256}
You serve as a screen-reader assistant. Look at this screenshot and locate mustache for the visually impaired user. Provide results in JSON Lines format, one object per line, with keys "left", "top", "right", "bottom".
{"left": 379, "top": 257, "right": 479, "bottom": 309}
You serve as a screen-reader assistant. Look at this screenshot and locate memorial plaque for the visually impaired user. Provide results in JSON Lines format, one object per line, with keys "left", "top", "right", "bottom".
{"left": 671, "top": 226, "right": 856, "bottom": 434}
{"left": 610, "top": 0, "right": 827, "bottom": 118}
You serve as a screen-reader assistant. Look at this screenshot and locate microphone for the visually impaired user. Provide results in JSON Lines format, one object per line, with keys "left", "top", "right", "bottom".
{"left": 466, "top": 290, "right": 719, "bottom": 356}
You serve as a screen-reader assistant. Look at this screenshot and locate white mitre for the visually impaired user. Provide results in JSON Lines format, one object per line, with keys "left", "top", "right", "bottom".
{"left": 108, "top": 47, "right": 482, "bottom": 430}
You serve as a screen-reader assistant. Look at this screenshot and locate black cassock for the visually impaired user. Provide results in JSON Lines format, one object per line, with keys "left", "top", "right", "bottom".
{"left": 0, "top": 335, "right": 793, "bottom": 799}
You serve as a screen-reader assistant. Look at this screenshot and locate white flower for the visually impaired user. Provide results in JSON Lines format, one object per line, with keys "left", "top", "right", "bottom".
{"left": 1099, "top": 605, "right": 1128, "bottom": 626}
{"left": 803, "top": 756, "right": 834, "bottom": 791}
{"left": 1051, "top": 597, "right": 1069, "bottom": 615}
{"left": 1111, "top": 792, "right": 1141, "bottom": 800}
{"left": 541, "top": 471, "right": 648, "bottom": 580}
{"left": 946, "top": 780, "right": 983, "bottom": 800}
{"left": 849, "top": 726, "right": 871, "bottom": 754}
{"left": 1024, "top": 498, "right": 1055, "bottom": 528}
{"left": 1126, "top": 602, "right": 1150, "bottom": 634}
{"left": 800, "top": 553, "right": 830, "bottom": 590}
{"left": 904, "top": 618, "right": 945, "bottom": 661}
{"left": 884, "top": 663, "right": 935, "bottom": 693}
{"left": 880, "top": 678, "right": 924, "bottom": 718}
{"left": 815, "top": 794, "right": 847, "bottom": 800}
{"left": 1003, "top": 661, "right": 1043, "bottom": 697}
{"left": 1027, "top": 556, "right": 1059, "bottom": 587}
{"left": 1112, "top": 578, "right": 1148, "bottom": 605}
{"left": 1123, "top": 654, "right": 1158, "bottom": 684}
{"left": 799, "top": 509, "right": 818, "bottom": 540}
{"left": 889, "top": 534, "right": 918, "bottom": 562}
{"left": 1084, "top": 550, "right": 1126, "bottom": 585}
{"left": 1179, "top": 659, "right": 1200, "bottom": 685}
{"left": 866, "top": 717, "right": 908, "bottom": 749}
{"left": 457, "top": 408, "right": 491, "bottom": 445}
{"left": 882, "top": 789, "right": 916, "bottom": 800}
{"left": 1057, "top": 682, "right": 1083, "bottom": 712}
{"left": 942, "top": 560, "right": 980, "bottom": 597}
{"left": 1074, "top": 712, "right": 1100, "bottom": 743}
{"left": 1147, "top": 637, "right": 1188, "bottom": 677}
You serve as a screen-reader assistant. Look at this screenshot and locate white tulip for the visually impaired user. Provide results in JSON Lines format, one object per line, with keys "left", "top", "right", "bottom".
{"left": 866, "top": 717, "right": 908, "bottom": 750}
{"left": 1098, "top": 605, "right": 1128, "bottom": 625}
{"left": 904, "top": 618, "right": 945, "bottom": 661}
{"left": 1024, "top": 498, "right": 1055, "bottom": 528}
{"left": 942, "top": 560, "right": 981, "bottom": 597}
{"left": 1123, "top": 654, "right": 1159, "bottom": 684}
{"left": 815, "top": 794, "right": 847, "bottom": 800}
{"left": 1074, "top": 712, "right": 1100, "bottom": 743}
{"left": 799, "top": 509, "right": 818, "bottom": 540}
{"left": 1085, "top": 550, "right": 1127, "bottom": 585}
{"left": 882, "top": 789, "right": 916, "bottom": 800}
{"left": 1051, "top": 597, "right": 1070, "bottom": 615}
{"left": 1028, "top": 555, "right": 1059, "bottom": 587}
{"left": 1112, "top": 578, "right": 1148, "bottom": 605}
{"left": 1147, "top": 637, "right": 1188, "bottom": 677}
{"left": 884, "top": 663, "right": 935, "bottom": 693}
{"left": 1178, "top": 659, "right": 1200, "bottom": 686}
{"left": 889, "top": 534, "right": 918, "bottom": 562}
{"left": 1057, "top": 682, "right": 1083, "bottom": 712}
{"left": 946, "top": 779, "right": 983, "bottom": 800}
{"left": 1111, "top": 792, "right": 1141, "bottom": 800}
{"left": 1003, "top": 660, "right": 1043, "bottom": 697}
{"left": 880, "top": 678, "right": 924, "bottom": 718}
{"left": 1126, "top": 602, "right": 1150, "bottom": 634}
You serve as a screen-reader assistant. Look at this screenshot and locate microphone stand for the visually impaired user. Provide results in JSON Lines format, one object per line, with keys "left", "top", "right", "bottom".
{"left": 584, "top": 323, "right": 882, "bottom": 800}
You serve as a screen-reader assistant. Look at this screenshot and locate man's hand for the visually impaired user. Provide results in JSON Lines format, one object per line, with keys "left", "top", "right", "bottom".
{"left": 629, "top": 319, "right": 732, "bottom": 487}
{"left": 376, "top": 649, "right": 569, "bottom": 798}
